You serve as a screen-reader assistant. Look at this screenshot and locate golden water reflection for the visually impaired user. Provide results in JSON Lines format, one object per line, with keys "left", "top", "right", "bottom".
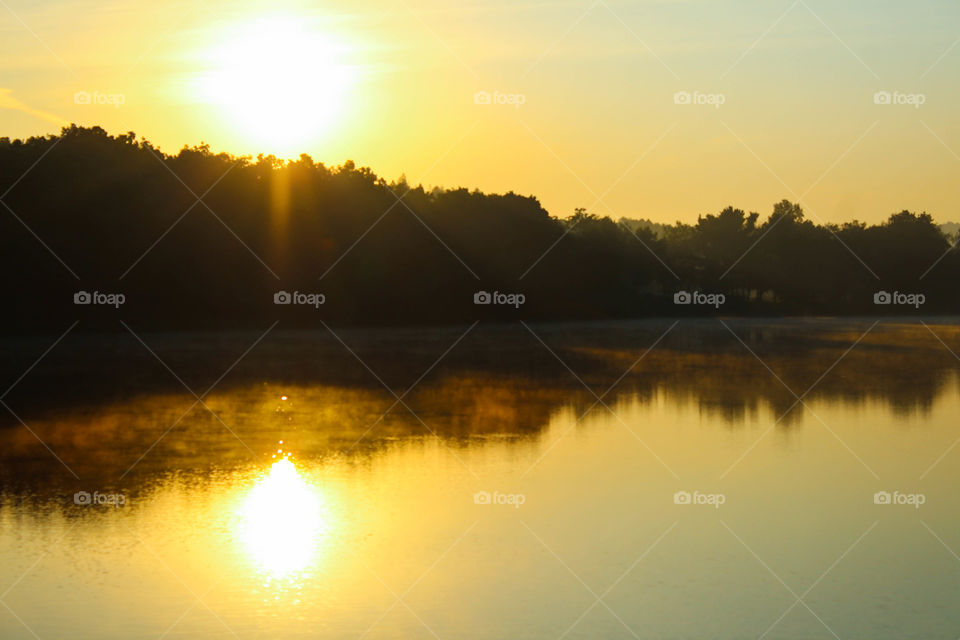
{"left": 2, "top": 382, "right": 960, "bottom": 638}
{"left": 2, "top": 323, "right": 960, "bottom": 637}
{"left": 239, "top": 455, "right": 330, "bottom": 579}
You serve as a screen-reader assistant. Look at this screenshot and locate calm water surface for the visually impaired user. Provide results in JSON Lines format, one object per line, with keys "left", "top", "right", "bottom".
{"left": 1, "top": 320, "right": 959, "bottom": 639}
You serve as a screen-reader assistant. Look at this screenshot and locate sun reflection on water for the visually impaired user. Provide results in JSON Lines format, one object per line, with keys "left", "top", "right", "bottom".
{"left": 241, "top": 453, "right": 327, "bottom": 579}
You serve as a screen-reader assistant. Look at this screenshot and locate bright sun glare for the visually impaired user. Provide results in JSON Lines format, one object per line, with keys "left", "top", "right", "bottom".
{"left": 241, "top": 456, "right": 327, "bottom": 578}
{"left": 200, "top": 15, "right": 353, "bottom": 154}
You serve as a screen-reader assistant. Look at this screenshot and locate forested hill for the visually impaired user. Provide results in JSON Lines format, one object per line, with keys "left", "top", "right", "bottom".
{"left": 1, "top": 125, "right": 957, "bottom": 332}
{"left": 623, "top": 216, "right": 960, "bottom": 243}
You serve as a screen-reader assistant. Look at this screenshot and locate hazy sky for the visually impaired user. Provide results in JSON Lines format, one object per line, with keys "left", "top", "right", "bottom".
{"left": 1, "top": 0, "right": 958, "bottom": 223}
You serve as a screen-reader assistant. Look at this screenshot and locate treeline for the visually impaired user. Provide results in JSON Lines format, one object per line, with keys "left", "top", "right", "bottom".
{"left": 0, "top": 125, "right": 956, "bottom": 332}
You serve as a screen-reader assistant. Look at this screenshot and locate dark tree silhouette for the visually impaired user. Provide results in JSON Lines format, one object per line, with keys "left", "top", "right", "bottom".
{"left": 0, "top": 125, "right": 956, "bottom": 332}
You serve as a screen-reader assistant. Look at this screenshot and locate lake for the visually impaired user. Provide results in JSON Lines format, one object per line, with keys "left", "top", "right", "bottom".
{"left": 1, "top": 319, "right": 958, "bottom": 639}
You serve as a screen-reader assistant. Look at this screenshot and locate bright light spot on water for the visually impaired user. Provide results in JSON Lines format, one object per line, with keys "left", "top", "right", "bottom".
{"left": 241, "top": 457, "right": 326, "bottom": 578}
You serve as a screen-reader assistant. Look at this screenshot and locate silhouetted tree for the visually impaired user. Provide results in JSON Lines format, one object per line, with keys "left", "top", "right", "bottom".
{"left": 0, "top": 126, "right": 955, "bottom": 332}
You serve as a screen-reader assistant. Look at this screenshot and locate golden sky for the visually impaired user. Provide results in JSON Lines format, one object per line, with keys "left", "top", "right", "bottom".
{"left": 1, "top": 0, "right": 958, "bottom": 223}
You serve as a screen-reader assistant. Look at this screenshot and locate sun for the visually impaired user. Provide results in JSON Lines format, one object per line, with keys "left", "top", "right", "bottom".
{"left": 198, "top": 15, "right": 354, "bottom": 155}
